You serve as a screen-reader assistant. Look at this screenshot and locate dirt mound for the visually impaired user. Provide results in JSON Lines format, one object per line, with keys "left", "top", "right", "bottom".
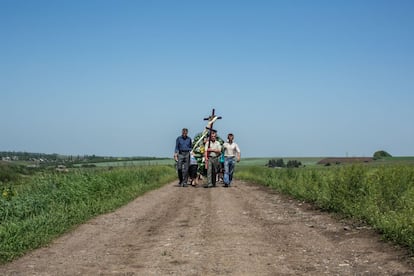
{"left": 318, "top": 157, "right": 373, "bottom": 165}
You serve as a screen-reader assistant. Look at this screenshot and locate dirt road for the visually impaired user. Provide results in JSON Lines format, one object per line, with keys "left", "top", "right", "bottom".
{"left": 1, "top": 180, "right": 413, "bottom": 275}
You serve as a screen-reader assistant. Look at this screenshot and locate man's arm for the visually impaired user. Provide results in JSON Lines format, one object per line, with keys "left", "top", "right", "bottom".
{"left": 174, "top": 137, "right": 179, "bottom": 161}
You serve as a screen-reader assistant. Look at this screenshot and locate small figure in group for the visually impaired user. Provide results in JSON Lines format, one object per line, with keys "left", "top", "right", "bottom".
{"left": 174, "top": 128, "right": 192, "bottom": 187}
{"left": 204, "top": 130, "right": 222, "bottom": 188}
{"left": 188, "top": 151, "right": 199, "bottom": 187}
{"left": 217, "top": 151, "right": 225, "bottom": 183}
{"left": 222, "top": 133, "right": 241, "bottom": 187}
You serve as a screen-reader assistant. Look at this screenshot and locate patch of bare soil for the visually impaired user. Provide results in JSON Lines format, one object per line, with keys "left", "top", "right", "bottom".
{"left": 1, "top": 180, "right": 413, "bottom": 275}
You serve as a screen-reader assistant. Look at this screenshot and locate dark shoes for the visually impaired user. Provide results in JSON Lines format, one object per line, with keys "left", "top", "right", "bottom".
{"left": 178, "top": 181, "right": 188, "bottom": 187}
{"left": 203, "top": 184, "right": 213, "bottom": 188}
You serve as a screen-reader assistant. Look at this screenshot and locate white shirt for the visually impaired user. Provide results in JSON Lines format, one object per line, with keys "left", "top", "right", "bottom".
{"left": 223, "top": 142, "right": 240, "bottom": 157}
{"left": 190, "top": 154, "right": 198, "bottom": 165}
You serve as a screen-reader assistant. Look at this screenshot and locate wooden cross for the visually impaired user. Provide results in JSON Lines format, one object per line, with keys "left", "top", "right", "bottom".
{"left": 204, "top": 108, "right": 222, "bottom": 169}
{"left": 192, "top": 108, "right": 222, "bottom": 151}
{"left": 204, "top": 108, "right": 222, "bottom": 147}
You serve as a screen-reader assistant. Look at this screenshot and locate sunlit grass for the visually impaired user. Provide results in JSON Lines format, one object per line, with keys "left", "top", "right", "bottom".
{"left": 236, "top": 164, "right": 414, "bottom": 253}
{"left": 0, "top": 166, "right": 176, "bottom": 263}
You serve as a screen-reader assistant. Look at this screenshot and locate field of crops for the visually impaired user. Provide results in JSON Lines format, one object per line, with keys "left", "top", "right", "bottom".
{"left": 76, "top": 156, "right": 414, "bottom": 168}
{"left": 0, "top": 165, "right": 177, "bottom": 263}
{"left": 240, "top": 156, "right": 414, "bottom": 167}
{"left": 75, "top": 159, "right": 175, "bottom": 167}
{"left": 239, "top": 157, "right": 324, "bottom": 167}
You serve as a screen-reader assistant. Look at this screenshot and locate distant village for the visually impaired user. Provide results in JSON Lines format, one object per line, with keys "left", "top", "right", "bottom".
{"left": 0, "top": 151, "right": 161, "bottom": 167}
{"left": 1, "top": 152, "right": 104, "bottom": 165}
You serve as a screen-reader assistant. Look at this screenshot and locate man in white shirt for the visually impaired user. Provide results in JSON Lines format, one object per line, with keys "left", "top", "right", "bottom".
{"left": 222, "top": 133, "right": 241, "bottom": 187}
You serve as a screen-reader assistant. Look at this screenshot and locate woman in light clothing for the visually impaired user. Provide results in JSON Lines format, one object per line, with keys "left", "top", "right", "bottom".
{"left": 222, "top": 133, "right": 241, "bottom": 187}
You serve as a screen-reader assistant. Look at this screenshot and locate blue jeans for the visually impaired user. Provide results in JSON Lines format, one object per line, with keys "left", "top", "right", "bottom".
{"left": 224, "top": 156, "right": 236, "bottom": 185}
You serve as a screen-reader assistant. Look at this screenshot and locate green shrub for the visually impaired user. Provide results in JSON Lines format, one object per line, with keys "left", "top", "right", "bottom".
{"left": 373, "top": 150, "right": 392, "bottom": 160}
{"left": 286, "top": 160, "right": 302, "bottom": 168}
{"left": 0, "top": 163, "right": 21, "bottom": 183}
{"left": 267, "top": 159, "right": 285, "bottom": 168}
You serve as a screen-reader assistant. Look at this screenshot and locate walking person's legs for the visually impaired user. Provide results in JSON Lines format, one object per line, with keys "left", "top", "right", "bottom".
{"left": 228, "top": 157, "right": 235, "bottom": 186}
{"left": 182, "top": 152, "right": 190, "bottom": 186}
{"left": 177, "top": 156, "right": 183, "bottom": 185}
{"left": 224, "top": 156, "right": 235, "bottom": 187}
{"left": 178, "top": 152, "right": 190, "bottom": 187}
{"left": 205, "top": 158, "right": 213, "bottom": 188}
{"left": 205, "top": 156, "right": 218, "bottom": 188}
{"left": 188, "top": 164, "right": 198, "bottom": 186}
{"left": 212, "top": 159, "right": 217, "bottom": 187}
{"left": 224, "top": 157, "right": 230, "bottom": 186}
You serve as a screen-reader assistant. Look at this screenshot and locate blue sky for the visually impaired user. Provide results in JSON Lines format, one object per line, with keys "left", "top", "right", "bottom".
{"left": 1, "top": 0, "right": 413, "bottom": 158}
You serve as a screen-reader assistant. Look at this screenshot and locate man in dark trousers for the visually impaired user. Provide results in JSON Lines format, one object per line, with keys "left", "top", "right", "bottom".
{"left": 203, "top": 130, "right": 222, "bottom": 188}
{"left": 174, "top": 128, "right": 192, "bottom": 187}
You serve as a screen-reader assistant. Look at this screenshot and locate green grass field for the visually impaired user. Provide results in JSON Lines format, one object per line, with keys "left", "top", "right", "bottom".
{"left": 75, "top": 156, "right": 414, "bottom": 168}
{"left": 75, "top": 159, "right": 175, "bottom": 167}
{"left": 239, "top": 156, "right": 414, "bottom": 167}
{"left": 0, "top": 166, "right": 177, "bottom": 263}
{"left": 79, "top": 157, "right": 322, "bottom": 168}
{"left": 374, "top": 156, "right": 414, "bottom": 165}
{"left": 239, "top": 157, "right": 324, "bottom": 167}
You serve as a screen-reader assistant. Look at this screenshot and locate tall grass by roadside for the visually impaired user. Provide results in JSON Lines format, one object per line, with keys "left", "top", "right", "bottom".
{"left": 236, "top": 165, "right": 414, "bottom": 253}
{"left": 0, "top": 166, "right": 176, "bottom": 263}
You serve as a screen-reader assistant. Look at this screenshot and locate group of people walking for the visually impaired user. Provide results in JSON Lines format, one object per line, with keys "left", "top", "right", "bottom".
{"left": 174, "top": 128, "right": 241, "bottom": 188}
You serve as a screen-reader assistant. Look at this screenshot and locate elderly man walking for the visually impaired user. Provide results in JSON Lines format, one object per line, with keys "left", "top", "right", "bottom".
{"left": 174, "top": 128, "right": 192, "bottom": 187}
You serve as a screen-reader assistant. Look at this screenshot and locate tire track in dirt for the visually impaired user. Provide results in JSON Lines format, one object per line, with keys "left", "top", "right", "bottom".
{"left": 0, "top": 180, "right": 413, "bottom": 275}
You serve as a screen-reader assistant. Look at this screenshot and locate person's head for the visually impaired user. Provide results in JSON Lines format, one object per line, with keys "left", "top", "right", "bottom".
{"left": 182, "top": 128, "right": 188, "bottom": 137}
{"left": 210, "top": 130, "right": 217, "bottom": 141}
{"left": 227, "top": 133, "right": 234, "bottom": 142}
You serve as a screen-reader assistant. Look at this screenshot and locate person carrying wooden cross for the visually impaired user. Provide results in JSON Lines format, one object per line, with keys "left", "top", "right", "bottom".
{"left": 203, "top": 130, "right": 222, "bottom": 188}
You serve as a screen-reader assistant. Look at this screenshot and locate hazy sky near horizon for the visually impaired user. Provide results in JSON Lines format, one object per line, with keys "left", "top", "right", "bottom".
{"left": 1, "top": 0, "right": 413, "bottom": 157}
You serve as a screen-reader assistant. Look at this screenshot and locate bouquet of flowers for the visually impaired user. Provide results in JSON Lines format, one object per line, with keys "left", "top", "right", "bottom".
{"left": 192, "top": 132, "right": 224, "bottom": 176}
